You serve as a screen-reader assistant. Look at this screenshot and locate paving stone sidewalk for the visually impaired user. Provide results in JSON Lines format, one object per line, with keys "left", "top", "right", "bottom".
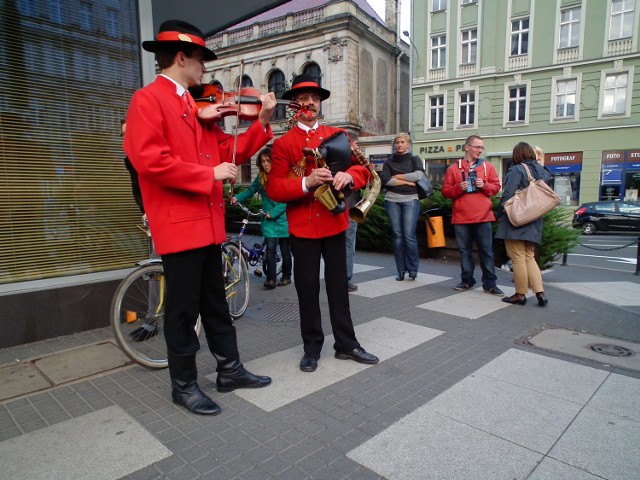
{"left": 1, "top": 250, "right": 639, "bottom": 480}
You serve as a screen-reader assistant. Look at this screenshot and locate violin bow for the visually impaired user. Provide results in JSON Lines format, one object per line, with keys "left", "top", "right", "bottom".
{"left": 228, "top": 60, "right": 244, "bottom": 201}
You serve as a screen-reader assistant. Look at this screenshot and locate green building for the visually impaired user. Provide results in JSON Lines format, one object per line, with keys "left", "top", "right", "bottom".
{"left": 409, "top": 0, "right": 640, "bottom": 205}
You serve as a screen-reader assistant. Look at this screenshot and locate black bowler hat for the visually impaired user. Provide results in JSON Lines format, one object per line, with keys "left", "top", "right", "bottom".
{"left": 282, "top": 74, "right": 330, "bottom": 101}
{"left": 142, "top": 19, "right": 217, "bottom": 61}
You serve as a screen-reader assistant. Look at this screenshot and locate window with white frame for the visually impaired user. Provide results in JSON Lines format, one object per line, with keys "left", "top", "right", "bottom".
{"left": 559, "top": 7, "right": 581, "bottom": 48}
{"left": 602, "top": 71, "right": 629, "bottom": 115}
{"left": 461, "top": 29, "right": 477, "bottom": 64}
{"left": 462, "top": 0, "right": 476, "bottom": 4}
{"left": 508, "top": 85, "right": 527, "bottom": 122}
{"left": 510, "top": 18, "right": 529, "bottom": 55}
{"left": 554, "top": 78, "right": 577, "bottom": 119}
{"left": 458, "top": 91, "right": 475, "bottom": 126}
{"left": 610, "top": 0, "right": 635, "bottom": 40}
{"left": 433, "top": 0, "right": 447, "bottom": 12}
{"left": 431, "top": 35, "right": 446, "bottom": 69}
{"left": 429, "top": 94, "right": 445, "bottom": 129}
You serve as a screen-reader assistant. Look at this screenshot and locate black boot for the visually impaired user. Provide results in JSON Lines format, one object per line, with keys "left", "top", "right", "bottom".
{"left": 216, "top": 360, "right": 272, "bottom": 393}
{"left": 207, "top": 331, "right": 272, "bottom": 392}
{"left": 168, "top": 353, "right": 220, "bottom": 415}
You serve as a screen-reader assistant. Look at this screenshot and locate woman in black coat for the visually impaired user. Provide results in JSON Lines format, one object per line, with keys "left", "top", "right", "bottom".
{"left": 496, "top": 142, "right": 552, "bottom": 306}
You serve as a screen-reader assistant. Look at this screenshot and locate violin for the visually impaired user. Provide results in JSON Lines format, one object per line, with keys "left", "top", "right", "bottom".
{"left": 191, "top": 84, "right": 301, "bottom": 122}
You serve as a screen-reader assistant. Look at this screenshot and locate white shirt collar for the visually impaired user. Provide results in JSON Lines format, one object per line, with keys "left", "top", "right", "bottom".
{"left": 297, "top": 121, "right": 319, "bottom": 133}
{"left": 159, "top": 74, "right": 187, "bottom": 96}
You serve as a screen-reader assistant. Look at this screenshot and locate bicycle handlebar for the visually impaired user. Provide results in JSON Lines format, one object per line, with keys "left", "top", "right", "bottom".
{"left": 233, "top": 202, "right": 264, "bottom": 219}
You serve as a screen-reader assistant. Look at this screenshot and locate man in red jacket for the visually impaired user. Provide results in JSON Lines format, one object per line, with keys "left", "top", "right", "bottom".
{"left": 266, "top": 75, "right": 379, "bottom": 373}
{"left": 442, "top": 135, "right": 504, "bottom": 296}
{"left": 124, "top": 20, "right": 275, "bottom": 415}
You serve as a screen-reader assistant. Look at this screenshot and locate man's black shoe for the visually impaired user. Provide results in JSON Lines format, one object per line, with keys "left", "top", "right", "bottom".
{"left": 171, "top": 381, "right": 221, "bottom": 415}
{"left": 216, "top": 366, "right": 271, "bottom": 393}
{"left": 277, "top": 277, "right": 291, "bottom": 286}
{"left": 299, "top": 353, "right": 319, "bottom": 372}
{"left": 264, "top": 279, "right": 277, "bottom": 290}
{"left": 335, "top": 347, "right": 379, "bottom": 365}
{"left": 129, "top": 325, "right": 158, "bottom": 342}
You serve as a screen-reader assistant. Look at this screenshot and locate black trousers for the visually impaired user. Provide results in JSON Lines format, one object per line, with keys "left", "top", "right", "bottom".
{"left": 161, "top": 245, "right": 239, "bottom": 364}
{"left": 290, "top": 232, "right": 360, "bottom": 355}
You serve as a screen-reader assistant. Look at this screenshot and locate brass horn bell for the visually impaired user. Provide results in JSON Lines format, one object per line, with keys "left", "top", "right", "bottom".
{"left": 314, "top": 184, "right": 346, "bottom": 214}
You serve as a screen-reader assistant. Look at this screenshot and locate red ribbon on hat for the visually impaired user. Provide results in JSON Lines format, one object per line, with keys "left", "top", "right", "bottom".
{"left": 292, "top": 81, "right": 321, "bottom": 90}
{"left": 157, "top": 31, "right": 206, "bottom": 47}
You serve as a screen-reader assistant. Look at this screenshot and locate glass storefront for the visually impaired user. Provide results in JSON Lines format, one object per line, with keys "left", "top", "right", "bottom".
{"left": 601, "top": 150, "right": 640, "bottom": 202}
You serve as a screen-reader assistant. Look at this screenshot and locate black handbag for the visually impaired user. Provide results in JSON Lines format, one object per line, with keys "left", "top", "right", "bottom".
{"left": 413, "top": 157, "right": 433, "bottom": 199}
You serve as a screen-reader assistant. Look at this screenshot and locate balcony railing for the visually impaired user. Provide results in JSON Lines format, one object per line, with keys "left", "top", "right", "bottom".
{"left": 458, "top": 64, "right": 477, "bottom": 77}
{"left": 507, "top": 55, "right": 529, "bottom": 71}
{"left": 557, "top": 47, "right": 579, "bottom": 63}
{"left": 607, "top": 38, "right": 633, "bottom": 56}
{"left": 428, "top": 69, "right": 447, "bottom": 82}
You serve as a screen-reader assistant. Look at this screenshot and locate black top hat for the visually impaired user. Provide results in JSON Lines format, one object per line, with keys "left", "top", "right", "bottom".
{"left": 282, "top": 74, "right": 330, "bottom": 101}
{"left": 142, "top": 19, "right": 217, "bottom": 61}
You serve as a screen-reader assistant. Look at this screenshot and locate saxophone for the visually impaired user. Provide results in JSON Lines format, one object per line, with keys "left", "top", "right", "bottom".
{"left": 348, "top": 143, "right": 381, "bottom": 224}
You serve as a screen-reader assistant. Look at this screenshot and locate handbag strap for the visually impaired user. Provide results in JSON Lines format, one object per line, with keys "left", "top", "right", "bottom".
{"left": 521, "top": 163, "right": 535, "bottom": 182}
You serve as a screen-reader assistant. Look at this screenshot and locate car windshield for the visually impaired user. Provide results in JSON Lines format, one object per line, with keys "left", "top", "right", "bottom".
{"left": 619, "top": 203, "right": 640, "bottom": 214}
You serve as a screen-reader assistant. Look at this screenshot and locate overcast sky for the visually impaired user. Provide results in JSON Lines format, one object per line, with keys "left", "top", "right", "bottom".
{"left": 367, "top": 0, "right": 411, "bottom": 34}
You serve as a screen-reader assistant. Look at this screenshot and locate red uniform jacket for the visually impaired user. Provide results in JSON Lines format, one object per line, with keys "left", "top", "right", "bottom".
{"left": 267, "top": 125, "right": 369, "bottom": 238}
{"left": 124, "top": 76, "right": 272, "bottom": 255}
{"left": 441, "top": 158, "right": 501, "bottom": 224}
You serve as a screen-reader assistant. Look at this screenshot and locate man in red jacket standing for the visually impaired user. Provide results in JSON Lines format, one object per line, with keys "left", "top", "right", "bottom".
{"left": 266, "top": 76, "right": 379, "bottom": 373}
{"left": 442, "top": 135, "right": 504, "bottom": 296}
{"left": 124, "top": 20, "right": 275, "bottom": 415}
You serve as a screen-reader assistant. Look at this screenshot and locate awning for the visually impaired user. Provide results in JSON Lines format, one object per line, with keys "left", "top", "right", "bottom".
{"left": 150, "top": 0, "right": 292, "bottom": 36}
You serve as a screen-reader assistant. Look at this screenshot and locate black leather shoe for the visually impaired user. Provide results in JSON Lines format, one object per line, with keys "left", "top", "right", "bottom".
{"left": 216, "top": 366, "right": 271, "bottom": 393}
{"left": 171, "top": 382, "right": 221, "bottom": 415}
{"left": 129, "top": 324, "right": 158, "bottom": 342}
{"left": 300, "top": 353, "right": 319, "bottom": 372}
{"left": 277, "top": 277, "right": 291, "bottom": 286}
{"left": 408, "top": 271, "right": 417, "bottom": 280}
{"left": 502, "top": 294, "right": 527, "bottom": 305}
{"left": 335, "top": 347, "right": 379, "bottom": 365}
{"left": 395, "top": 272, "right": 405, "bottom": 281}
{"left": 535, "top": 292, "right": 548, "bottom": 306}
{"left": 264, "top": 280, "right": 276, "bottom": 290}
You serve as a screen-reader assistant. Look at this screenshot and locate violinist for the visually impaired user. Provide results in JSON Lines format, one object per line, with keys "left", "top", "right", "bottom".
{"left": 266, "top": 75, "right": 379, "bottom": 373}
{"left": 124, "top": 19, "right": 274, "bottom": 416}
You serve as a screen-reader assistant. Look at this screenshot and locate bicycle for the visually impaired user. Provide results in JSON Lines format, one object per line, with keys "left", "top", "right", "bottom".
{"left": 110, "top": 219, "right": 246, "bottom": 368}
{"left": 228, "top": 202, "right": 283, "bottom": 279}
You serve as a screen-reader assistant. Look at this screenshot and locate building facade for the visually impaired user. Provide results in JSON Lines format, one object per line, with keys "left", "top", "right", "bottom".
{"left": 409, "top": 0, "right": 640, "bottom": 205}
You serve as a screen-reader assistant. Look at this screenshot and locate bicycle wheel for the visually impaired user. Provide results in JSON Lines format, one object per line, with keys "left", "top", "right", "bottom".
{"left": 111, "top": 263, "right": 201, "bottom": 368}
{"left": 222, "top": 242, "right": 249, "bottom": 319}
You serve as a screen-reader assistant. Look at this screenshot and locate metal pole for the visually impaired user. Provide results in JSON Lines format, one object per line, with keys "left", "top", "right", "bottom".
{"left": 562, "top": 253, "right": 568, "bottom": 266}
{"left": 635, "top": 237, "right": 640, "bottom": 275}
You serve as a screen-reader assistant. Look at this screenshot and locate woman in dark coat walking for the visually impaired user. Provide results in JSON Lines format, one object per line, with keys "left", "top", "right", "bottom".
{"left": 496, "top": 142, "right": 552, "bottom": 306}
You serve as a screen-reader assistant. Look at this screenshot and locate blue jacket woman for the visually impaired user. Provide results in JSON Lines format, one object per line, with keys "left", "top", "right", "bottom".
{"left": 495, "top": 142, "right": 552, "bottom": 306}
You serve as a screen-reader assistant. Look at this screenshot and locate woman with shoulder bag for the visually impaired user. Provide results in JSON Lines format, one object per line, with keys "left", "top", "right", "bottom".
{"left": 496, "top": 142, "right": 552, "bottom": 306}
{"left": 381, "top": 132, "right": 424, "bottom": 281}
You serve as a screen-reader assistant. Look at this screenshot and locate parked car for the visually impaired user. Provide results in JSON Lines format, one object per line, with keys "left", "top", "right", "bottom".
{"left": 572, "top": 201, "right": 640, "bottom": 235}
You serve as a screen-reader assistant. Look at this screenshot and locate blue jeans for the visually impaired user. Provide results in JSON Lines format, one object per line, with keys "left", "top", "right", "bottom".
{"left": 264, "top": 237, "right": 292, "bottom": 281}
{"left": 345, "top": 219, "right": 358, "bottom": 282}
{"left": 453, "top": 222, "right": 497, "bottom": 289}
{"left": 384, "top": 199, "right": 420, "bottom": 275}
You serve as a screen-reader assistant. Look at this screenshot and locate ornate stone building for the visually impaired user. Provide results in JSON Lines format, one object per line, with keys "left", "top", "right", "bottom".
{"left": 202, "top": 0, "right": 410, "bottom": 179}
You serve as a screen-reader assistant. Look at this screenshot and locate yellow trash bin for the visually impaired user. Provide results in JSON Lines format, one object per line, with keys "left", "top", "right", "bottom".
{"left": 426, "top": 215, "right": 445, "bottom": 248}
